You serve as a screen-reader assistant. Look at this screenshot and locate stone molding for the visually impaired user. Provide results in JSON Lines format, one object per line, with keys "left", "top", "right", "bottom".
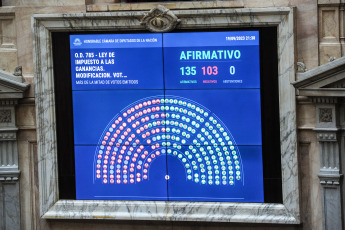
{"left": 293, "top": 60, "right": 345, "bottom": 230}
{"left": 0, "top": 69, "right": 29, "bottom": 230}
{"left": 32, "top": 7, "right": 299, "bottom": 224}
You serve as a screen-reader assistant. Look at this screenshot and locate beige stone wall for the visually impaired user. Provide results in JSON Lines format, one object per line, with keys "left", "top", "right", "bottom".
{"left": 0, "top": 0, "right": 334, "bottom": 229}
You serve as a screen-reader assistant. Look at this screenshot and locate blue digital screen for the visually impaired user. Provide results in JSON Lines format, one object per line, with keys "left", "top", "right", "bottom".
{"left": 70, "top": 31, "right": 263, "bottom": 202}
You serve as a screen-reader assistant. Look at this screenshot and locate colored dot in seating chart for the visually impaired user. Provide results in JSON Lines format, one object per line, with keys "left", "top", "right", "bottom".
{"left": 94, "top": 95, "right": 243, "bottom": 186}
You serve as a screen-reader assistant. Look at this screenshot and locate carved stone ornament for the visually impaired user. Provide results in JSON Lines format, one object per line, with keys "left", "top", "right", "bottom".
{"left": 297, "top": 62, "right": 307, "bottom": 72}
{"left": 0, "top": 109, "right": 11, "bottom": 123}
{"left": 141, "top": 5, "right": 181, "bottom": 33}
{"left": 319, "top": 108, "right": 332, "bottom": 122}
{"left": 13, "top": 66, "right": 22, "bottom": 77}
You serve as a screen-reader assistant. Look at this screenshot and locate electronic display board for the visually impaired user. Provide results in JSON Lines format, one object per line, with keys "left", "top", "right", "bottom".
{"left": 70, "top": 31, "right": 263, "bottom": 202}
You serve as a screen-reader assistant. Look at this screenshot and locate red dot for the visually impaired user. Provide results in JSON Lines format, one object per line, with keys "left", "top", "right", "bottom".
{"left": 147, "top": 101, "right": 152, "bottom": 106}
{"left": 152, "top": 100, "right": 156, "bottom": 104}
{"left": 147, "top": 158, "right": 152, "bottom": 163}
{"left": 117, "top": 180, "right": 121, "bottom": 184}
{"left": 143, "top": 102, "right": 147, "bottom": 106}
{"left": 135, "top": 105, "right": 139, "bottom": 110}
{"left": 96, "top": 174, "right": 101, "bottom": 179}
{"left": 118, "top": 117, "right": 122, "bottom": 121}
{"left": 137, "top": 178, "right": 141, "bottom": 182}
{"left": 103, "top": 179, "right": 108, "bottom": 183}
{"left": 130, "top": 179, "right": 134, "bottom": 183}
{"left": 137, "top": 165, "right": 142, "bottom": 170}
{"left": 110, "top": 179, "right": 114, "bottom": 184}
{"left": 130, "top": 174, "right": 134, "bottom": 179}
{"left": 143, "top": 175, "right": 148, "bottom": 179}
{"left": 143, "top": 169, "right": 148, "bottom": 173}
{"left": 139, "top": 103, "right": 143, "bottom": 108}
{"left": 156, "top": 106, "right": 160, "bottom": 111}
{"left": 143, "top": 110, "right": 147, "bottom": 114}
{"left": 124, "top": 179, "right": 128, "bottom": 184}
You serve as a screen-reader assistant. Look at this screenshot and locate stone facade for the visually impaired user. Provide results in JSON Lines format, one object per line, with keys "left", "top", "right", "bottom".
{"left": 0, "top": 0, "right": 344, "bottom": 230}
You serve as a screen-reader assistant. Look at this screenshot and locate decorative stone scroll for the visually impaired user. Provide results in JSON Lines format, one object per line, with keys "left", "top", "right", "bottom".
{"left": 141, "top": 5, "right": 180, "bottom": 33}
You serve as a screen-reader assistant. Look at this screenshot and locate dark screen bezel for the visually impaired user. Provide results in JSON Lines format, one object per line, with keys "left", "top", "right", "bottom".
{"left": 52, "top": 27, "right": 282, "bottom": 203}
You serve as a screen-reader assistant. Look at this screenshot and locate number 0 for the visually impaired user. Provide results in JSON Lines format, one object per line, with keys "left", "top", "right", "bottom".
{"left": 229, "top": 66, "right": 235, "bottom": 75}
